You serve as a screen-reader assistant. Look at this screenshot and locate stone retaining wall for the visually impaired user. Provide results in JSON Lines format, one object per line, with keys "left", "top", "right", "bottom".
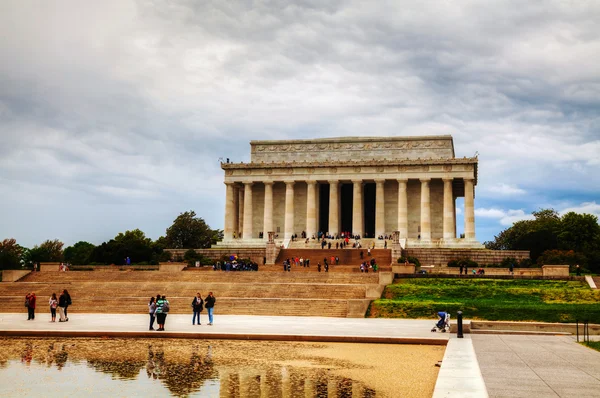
{"left": 165, "top": 248, "right": 267, "bottom": 265}
{"left": 404, "top": 248, "right": 530, "bottom": 266}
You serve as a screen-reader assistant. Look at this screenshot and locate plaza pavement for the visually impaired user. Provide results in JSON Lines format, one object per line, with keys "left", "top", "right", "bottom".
{"left": 1, "top": 313, "right": 600, "bottom": 397}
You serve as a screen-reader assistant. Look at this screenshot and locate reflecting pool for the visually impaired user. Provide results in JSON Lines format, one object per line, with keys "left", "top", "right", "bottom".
{"left": 0, "top": 338, "right": 443, "bottom": 397}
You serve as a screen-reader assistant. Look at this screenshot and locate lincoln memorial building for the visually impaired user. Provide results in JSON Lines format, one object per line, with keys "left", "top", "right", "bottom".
{"left": 221, "top": 135, "right": 482, "bottom": 249}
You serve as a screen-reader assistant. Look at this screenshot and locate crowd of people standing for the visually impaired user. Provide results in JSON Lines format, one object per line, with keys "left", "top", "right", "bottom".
{"left": 25, "top": 290, "right": 71, "bottom": 322}
{"left": 147, "top": 292, "right": 216, "bottom": 331}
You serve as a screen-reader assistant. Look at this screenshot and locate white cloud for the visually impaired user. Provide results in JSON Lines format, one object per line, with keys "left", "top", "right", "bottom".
{"left": 0, "top": 0, "right": 599, "bottom": 246}
{"left": 487, "top": 183, "right": 526, "bottom": 196}
{"left": 559, "top": 202, "right": 600, "bottom": 218}
{"left": 475, "top": 208, "right": 535, "bottom": 226}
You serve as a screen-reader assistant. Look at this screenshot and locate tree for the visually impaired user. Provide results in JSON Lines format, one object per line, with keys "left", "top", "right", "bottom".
{"left": 165, "top": 211, "right": 221, "bottom": 249}
{"left": 0, "top": 238, "right": 24, "bottom": 269}
{"left": 89, "top": 229, "right": 155, "bottom": 265}
{"left": 557, "top": 212, "right": 600, "bottom": 253}
{"left": 25, "top": 239, "right": 64, "bottom": 263}
{"left": 63, "top": 241, "right": 96, "bottom": 265}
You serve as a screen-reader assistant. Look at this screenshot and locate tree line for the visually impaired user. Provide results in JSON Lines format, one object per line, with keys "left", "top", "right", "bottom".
{"left": 484, "top": 209, "right": 600, "bottom": 273}
{"left": 0, "top": 211, "right": 222, "bottom": 269}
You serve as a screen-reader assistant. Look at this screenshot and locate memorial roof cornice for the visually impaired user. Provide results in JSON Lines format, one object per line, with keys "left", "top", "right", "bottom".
{"left": 250, "top": 135, "right": 453, "bottom": 145}
{"left": 221, "top": 157, "right": 478, "bottom": 170}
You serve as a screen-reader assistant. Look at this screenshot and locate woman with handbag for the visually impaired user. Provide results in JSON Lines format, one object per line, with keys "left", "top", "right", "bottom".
{"left": 191, "top": 293, "right": 203, "bottom": 325}
{"left": 49, "top": 293, "right": 58, "bottom": 322}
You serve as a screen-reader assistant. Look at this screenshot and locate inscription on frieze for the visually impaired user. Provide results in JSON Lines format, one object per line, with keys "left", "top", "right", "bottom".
{"left": 250, "top": 136, "right": 454, "bottom": 163}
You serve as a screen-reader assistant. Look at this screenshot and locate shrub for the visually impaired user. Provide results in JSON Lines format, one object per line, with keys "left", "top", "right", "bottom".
{"left": 447, "top": 258, "right": 478, "bottom": 268}
{"left": 537, "top": 249, "right": 587, "bottom": 267}
{"left": 519, "top": 258, "right": 534, "bottom": 268}
{"left": 500, "top": 257, "right": 518, "bottom": 268}
{"left": 399, "top": 256, "right": 422, "bottom": 267}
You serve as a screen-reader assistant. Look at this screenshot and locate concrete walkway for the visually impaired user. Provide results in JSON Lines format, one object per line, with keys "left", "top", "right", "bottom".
{"left": 472, "top": 334, "right": 600, "bottom": 398}
{"left": 5, "top": 314, "right": 600, "bottom": 397}
{"left": 0, "top": 313, "right": 449, "bottom": 344}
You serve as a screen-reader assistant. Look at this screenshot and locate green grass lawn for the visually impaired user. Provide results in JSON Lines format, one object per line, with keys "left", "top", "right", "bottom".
{"left": 582, "top": 342, "right": 600, "bottom": 352}
{"left": 368, "top": 278, "right": 600, "bottom": 323}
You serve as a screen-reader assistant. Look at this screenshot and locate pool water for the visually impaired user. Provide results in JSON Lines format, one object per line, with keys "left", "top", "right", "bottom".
{"left": 0, "top": 338, "right": 443, "bottom": 397}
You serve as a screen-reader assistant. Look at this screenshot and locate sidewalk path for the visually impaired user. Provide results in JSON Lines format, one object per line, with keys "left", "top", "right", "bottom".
{"left": 0, "top": 313, "right": 448, "bottom": 344}
{"left": 472, "top": 334, "right": 600, "bottom": 398}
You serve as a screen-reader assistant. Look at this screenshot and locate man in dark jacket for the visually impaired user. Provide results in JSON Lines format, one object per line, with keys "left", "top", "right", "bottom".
{"left": 204, "top": 292, "right": 216, "bottom": 325}
{"left": 192, "top": 293, "right": 204, "bottom": 325}
{"left": 58, "top": 292, "right": 67, "bottom": 322}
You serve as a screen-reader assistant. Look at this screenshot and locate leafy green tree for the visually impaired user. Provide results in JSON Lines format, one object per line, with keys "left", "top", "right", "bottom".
{"left": 89, "top": 229, "right": 155, "bottom": 265}
{"left": 0, "top": 238, "right": 24, "bottom": 269}
{"left": 24, "top": 239, "right": 64, "bottom": 263}
{"left": 557, "top": 212, "right": 600, "bottom": 253}
{"left": 63, "top": 241, "right": 96, "bottom": 265}
{"left": 165, "top": 211, "right": 221, "bottom": 249}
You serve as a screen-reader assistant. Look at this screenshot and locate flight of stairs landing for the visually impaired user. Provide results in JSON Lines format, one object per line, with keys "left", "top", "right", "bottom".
{"left": 0, "top": 271, "right": 384, "bottom": 318}
{"left": 275, "top": 249, "right": 392, "bottom": 272}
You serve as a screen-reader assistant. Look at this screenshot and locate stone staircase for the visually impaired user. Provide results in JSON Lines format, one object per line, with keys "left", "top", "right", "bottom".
{"left": 275, "top": 248, "right": 392, "bottom": 271}
{"left": 0, "top": 271, "right": 382, "bottom": 317}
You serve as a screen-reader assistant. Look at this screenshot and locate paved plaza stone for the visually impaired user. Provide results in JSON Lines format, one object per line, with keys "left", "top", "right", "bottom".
{"left": 472, "top": 334, "right": 600, "bottom": 398}
{"left": 3, "top": 313, "right": 600, "bottom": 397}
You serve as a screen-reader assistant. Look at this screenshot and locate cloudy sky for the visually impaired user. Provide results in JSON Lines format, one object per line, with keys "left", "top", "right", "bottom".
{"left": 1, "top": 0, "right": 599, "bottom": 248}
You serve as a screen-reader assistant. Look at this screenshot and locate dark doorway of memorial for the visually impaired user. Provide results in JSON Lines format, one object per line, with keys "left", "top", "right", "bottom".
{"left": 340, "top": 183, "right": 353, "bottom": 234}
{"left": 363, "top": 182, "right": 376, "bottom": 238}
{"left": 318, "top": 183, "right": 330, "bottom": 235}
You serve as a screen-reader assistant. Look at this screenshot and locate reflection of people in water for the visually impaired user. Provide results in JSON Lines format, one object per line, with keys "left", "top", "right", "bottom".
{"left": 20, "top": 343, "right": 33, "bottom": 365}
{"left": 55, "top": 345, "right": 68, "bottom": 370}
{"left": 145, "top": 344, "right": 216, "bottom": 396}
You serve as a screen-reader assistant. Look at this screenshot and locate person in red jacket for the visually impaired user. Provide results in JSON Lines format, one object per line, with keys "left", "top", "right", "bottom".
{"left": 26, "top": 292, "right": 36, "bottom": 320}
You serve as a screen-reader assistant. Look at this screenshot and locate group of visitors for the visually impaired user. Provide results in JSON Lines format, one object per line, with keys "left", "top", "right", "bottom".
{"left": 148, "top": 295, "right": 170, "bottom": 331}
{"left": 25, "top": 290, "right": 71, "bottom": 322}
{"left": 359, "top": 258, "right": 379, "bottom": 272}
{"left": 213, "top": 260, "right": 259, "bottom": 271}
{"left": 147, "top": 292, "right": 216, "bottom": 331}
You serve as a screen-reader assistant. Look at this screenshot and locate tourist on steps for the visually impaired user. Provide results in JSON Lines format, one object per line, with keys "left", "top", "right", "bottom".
{"left": 26, "top": 292, "right": 36, "bottom": 320}
{"left": 155, "top": 295, "right": 169, "bottom": 331}
{"left": 192, "top": 292, "right": 204, "bottom": 325}
{"left": 49, "top": 293, "right": 58, "bottom": 322}
{"left": 204, "top": 292, "right": 216, "bottom": 325}
{"left": 148, "top": 297, "right": 156, "bottom": 330}
{"left": 63, "top": 289, "right": 72, "bottom": 321}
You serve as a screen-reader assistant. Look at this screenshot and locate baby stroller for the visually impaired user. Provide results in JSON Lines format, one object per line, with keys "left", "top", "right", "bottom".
{"left": 431, "top": 311, "right": 450, "bottom": 332}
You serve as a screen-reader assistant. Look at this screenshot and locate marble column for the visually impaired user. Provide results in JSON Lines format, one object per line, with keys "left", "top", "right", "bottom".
{"left": 284, "top": 181, "right": 295, "bottom": 240}
{"left": 375, "top": 179, "right": 385, "bottom": 237}
{"left": 242, "top": 182, "right": 253, "bottom": 239}
{"left": 397, "top": 179, "right": 408, "bottom": 239}
{"left": 238, "top": 187, "right": 244, "bottom": 236}
{"left": 352, "top": 180, "right": 363, "bottom": 237}
{"left": 232, "top": 185, "right": 239, "bottom": 238}
{"left": 263, "top": 181, "right": 273, "bottom": 241}
{"left": 443, "top": 178, "right": 455, "bottom": 241}
{"left": 306, "top": 181, "right": 317, "bottom": 238}
{"left": 420, "top": 178, "right": 431, "bottom": 241}
{"left": 464, "top": 177, "right": 476, "bottom": 240}
{"left": 328, "top": 180, "right": 339, "bottom": 236}
{"left": 224, "top": 182, "right": 235, "bottom": 240}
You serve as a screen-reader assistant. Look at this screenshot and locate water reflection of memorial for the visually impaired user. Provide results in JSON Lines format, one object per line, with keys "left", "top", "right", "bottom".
{"left": 0, "top": 339, "right": 379, "bottom": 397}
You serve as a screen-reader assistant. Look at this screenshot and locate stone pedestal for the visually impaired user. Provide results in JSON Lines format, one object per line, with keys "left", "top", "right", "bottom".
{"left": 265, "top": 232, "right": 278, "bottom": 265}
{"left": 542, "top": 264, "right": 570, "bottom": 277}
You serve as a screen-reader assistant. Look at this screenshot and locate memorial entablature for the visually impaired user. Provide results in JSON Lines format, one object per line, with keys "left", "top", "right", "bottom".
{"left": 220, "top": 136, "right": 482, "bottom": 249}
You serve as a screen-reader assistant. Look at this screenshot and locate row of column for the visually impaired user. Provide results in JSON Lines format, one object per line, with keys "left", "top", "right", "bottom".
{"left": 224, "top": 178, "right": 476, "bottom": 241}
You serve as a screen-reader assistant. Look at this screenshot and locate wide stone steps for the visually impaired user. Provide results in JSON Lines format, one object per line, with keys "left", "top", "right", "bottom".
{"left": 1, "top": 271, "right": 381, "bottom": 317}
{"left": 21, "top": 271, "right": 378, "bottom": 285}
{"left": 0, "top": 296, "right": 351, "bottom": 317}
{"left": 592, "top": 277, "right": 600, "bottom": 289}
{"left": 0, "top": 281, "right": 367, "bottom": 300}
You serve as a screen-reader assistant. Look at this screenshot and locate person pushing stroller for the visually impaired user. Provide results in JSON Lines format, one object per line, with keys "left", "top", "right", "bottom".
{"left": 431, "top": 311, "right": 450, "bottom": 332}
